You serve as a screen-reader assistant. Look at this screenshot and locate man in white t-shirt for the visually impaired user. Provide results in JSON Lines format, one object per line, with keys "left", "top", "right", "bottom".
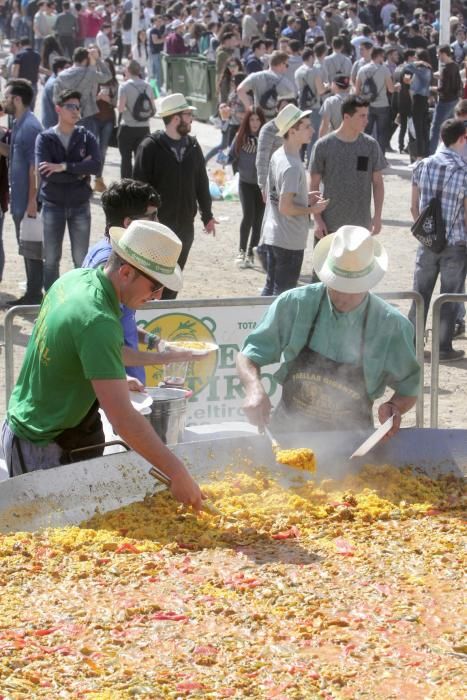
{"left": 261, "top": 104, "right": 328, "bottom": 296}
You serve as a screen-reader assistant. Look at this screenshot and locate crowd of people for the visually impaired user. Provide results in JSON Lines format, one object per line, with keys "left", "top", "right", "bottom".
{"left": 0, "top": 0, "right": 465, "bottom": 503}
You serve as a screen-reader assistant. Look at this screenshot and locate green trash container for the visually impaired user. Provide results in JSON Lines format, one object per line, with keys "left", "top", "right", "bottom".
{"left": 163, "top": 55, "right": 189, "bottom": 95}
{"left": 162, "top": 55, "right": 218, "bottom": 122}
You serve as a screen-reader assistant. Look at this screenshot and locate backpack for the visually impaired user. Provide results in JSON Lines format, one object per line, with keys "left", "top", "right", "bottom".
{"left": 299, "top": 83, "right": 315, "bottom": 111}
{"left": 130, "top": 85, "right": 156, "bottom": 121}
{"left": 259, "top": 83, "right": 278, "bottom": 112}
{"left": 361, "top": 67, "right": 382, "bottom": 103}
{"left": 122, "top": 12, "right": 132, "bottom": 31}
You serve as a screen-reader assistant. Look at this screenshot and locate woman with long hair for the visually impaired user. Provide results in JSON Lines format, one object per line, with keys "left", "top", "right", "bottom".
{"left": 131, "top": 28, "right": 149, "bottom": 76}
{"left": 228, "top": 107, "right": 266, "bottom": 269}
{"left": 409, "top": 49, "right": 433, "bottom": 162}
{"left": 94, "top": 57, "right": 119, "bottom": 192}
{"left": 41, "top": 34, "right": 63, "bottom": 73}
{"left": 218, "top": 55, "right": 243, "bottom": 104}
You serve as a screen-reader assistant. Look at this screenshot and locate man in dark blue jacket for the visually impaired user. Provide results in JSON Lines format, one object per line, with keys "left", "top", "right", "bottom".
{"left": 35, "top": 89, "right": 101, "bottom": 290}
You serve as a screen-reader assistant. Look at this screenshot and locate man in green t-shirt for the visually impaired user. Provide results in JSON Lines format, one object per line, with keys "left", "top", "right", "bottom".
{"left": 236, "top": 225, "right": 420, "bottom": 436}
{"left": 2, "top": 220, "right": 204, "bottom": 511}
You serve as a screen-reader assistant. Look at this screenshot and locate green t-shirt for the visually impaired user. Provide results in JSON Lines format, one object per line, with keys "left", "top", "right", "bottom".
{"left": 8, "top": 267, "right": 126, "bottom": 445}
{"left": 242, "top": 283, "right": 421, "bottom": 401}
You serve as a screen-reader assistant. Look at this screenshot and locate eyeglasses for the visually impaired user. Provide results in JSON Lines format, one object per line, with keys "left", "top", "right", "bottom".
{"left": 132, "top": 265, "right": 164, "bottom": 294}
{"left": 62, "top": 103, "right": 80, "bottom": 111}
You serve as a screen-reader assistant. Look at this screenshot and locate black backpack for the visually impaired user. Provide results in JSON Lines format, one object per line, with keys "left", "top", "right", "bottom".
{"left": 299, "top": 83, "right": 315, "bottom": 111}
{"left": 259, "top": 83, "right": 278, "bottom": 112}
{"left": 122, "top": 12, "right": 132, "bottom": 30}
{"left": 361, "top": 67, "right": 381, "bottom": 103}
{"left": 131, "top": 85, "right": 156, "bottom": 122}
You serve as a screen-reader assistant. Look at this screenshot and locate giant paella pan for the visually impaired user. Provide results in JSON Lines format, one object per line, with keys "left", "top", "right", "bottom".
{"left": 0, "top": 429, "right": 465, "bottom": 699}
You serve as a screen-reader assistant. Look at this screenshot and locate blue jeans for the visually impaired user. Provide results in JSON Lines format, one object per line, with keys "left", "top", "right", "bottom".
{"left": 79, "top": 115, "right": 99, "bottom": 139}
{"left": 408, "top": 243, "right": 467, "bottom": 351}
{"left": 262, "top": 245, "right": 304, "bottom": 296}
{"left": 365, "top": 105, "right": 390, "bottom": 153}
{"left": 95, "top": 119, "right": 114, "bottom": 177}
{"left": 429, "top": 99, "right": 457, "bottom": 155}
{"left": 42, "top": 202, "right": 91, "bottom": 290}
{"left": 149, "top": 53, "right": 163, "bottom": 87}
{"left": 13, "top": 214, "right": 44, "bottom": 300}
{"left": 204, "top": 128, "right": 230, "bottom": 163}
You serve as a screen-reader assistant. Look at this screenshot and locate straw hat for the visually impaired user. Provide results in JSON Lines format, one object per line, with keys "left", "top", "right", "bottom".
{"left": 109, "top": 220, "right": 183, "bottom": 291}
{"left": 275, "top": 104, "right": 312, "bottom": 137}
{"left": 158, "top": 92, "right": 196, "bottom": 118}
{"left": 312, "top": 225, "right": 388, "bottom": 294}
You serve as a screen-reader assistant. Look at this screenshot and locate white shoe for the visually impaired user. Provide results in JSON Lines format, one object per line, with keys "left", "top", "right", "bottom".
{"left": 244, "top": 254, "right": 254, "bottom": 269}
{"left": 235, "top": 251, "right": 246, "bottom": 267}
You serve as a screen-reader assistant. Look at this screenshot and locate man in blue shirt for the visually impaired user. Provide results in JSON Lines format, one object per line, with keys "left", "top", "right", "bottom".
{"left": 3, "top": 78, "right": 43, "bottom": 306}
{"left": 35, "top": 88, "right": 101, "bottom": 290}
{"left": 409, "top": 118, "right": 467, "bottom": 362}
{"left": 82, "top": 178, "right": 195, "bottom": 386}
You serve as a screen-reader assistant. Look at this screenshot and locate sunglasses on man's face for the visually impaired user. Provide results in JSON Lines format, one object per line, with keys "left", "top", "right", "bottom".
{"left": 62, "top": 103, "right": 80, "bottom": 111}
{"left": 131, "top": 265, "right": 164, "bottom": 294}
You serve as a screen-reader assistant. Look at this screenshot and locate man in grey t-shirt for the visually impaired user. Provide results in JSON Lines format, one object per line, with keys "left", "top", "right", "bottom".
{"left": 319, "top": 75, "right": 350, "bottom": 137}
{"left": 310, "top": 95, "right": 386, "bottom": 240}
{"left": 262, "top": 104, "right": 328, "bottom": 296}
{"left": 117, "top": 60, "right": 155, "bottom": 178}
{"left": 356, "top": 47, "right": 394, "bottom": 154}
{"left": 237, "top": 50, "right": 296, "bottom": 120}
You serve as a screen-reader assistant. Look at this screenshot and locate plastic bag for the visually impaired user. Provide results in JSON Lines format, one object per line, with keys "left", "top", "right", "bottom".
{"left": 209, "top": 180, "right": 223, "bottom": 200}
{"left": 19, "top": 214, "right": 43, "bottom": 260}
{"left": 223, "top": 172, "right": 239, "bottom": 201}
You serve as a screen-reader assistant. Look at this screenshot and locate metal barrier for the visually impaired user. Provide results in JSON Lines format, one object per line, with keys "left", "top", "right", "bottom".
{"left": 4, "top": 291, "right": 425, "bottom": 427}
{"left": 430, "top": 293, "right": 467, "bottom": 428}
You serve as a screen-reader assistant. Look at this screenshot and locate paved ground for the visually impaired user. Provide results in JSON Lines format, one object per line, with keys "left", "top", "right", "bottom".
{"left": 0, "top": 106, "right": 465, "bottom": 430}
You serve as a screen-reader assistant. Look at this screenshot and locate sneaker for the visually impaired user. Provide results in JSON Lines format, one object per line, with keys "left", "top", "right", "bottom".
{"left": 94, "top": 177, "right": 107, "bottom": 193}
{"left": 439, "top": 349, "right": 465, "bottom": 362}
{"left": 235, "top": 251, "right": 245, "bottom": 267}
{"left": 5, "top": 294, "right": 43, "bottom": 307}
{"left": 244, "top": 254, "right": 254, "bottom": 268}
{"left": 454, "top": 321, "right": 465, "bottom": 338}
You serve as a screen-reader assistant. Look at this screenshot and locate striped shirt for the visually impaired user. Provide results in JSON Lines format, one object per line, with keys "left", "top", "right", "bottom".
{"left": 412, "top": 146, "right": 467, "bottom": 246}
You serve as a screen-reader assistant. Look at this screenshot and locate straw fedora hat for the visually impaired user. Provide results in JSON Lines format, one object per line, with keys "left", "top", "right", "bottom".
{"left": 109, "top": 220, "right": 183, "bottom": 292}
{"left": 275, "top": 104, "right": 312, "bottom": 137}
{"left": 158, "top": 93, "right": 196, "bottom": 118}
{"left": 312, "top": 225, "right": 388, "bottom": 294}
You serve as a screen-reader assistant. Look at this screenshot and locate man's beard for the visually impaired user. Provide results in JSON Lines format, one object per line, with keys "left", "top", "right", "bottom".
{"left": 176, "top": 121, "right": 191, "bottom": 137}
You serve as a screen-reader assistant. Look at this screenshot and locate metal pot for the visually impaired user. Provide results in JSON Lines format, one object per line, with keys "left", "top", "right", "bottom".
{"left": 145, "top": 387, "right": 187, "bottom": 445}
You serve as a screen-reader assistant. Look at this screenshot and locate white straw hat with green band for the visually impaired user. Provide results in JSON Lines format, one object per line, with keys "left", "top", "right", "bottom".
{"left": 109, "top": 220, "right": 183, "bottom": 291}
{"left": 312, "top": 225, "right": 388, "bottom": 293}
{"left": 275, "top": 103, "right": 312, "bottom": 137}
{"left": 158, "top": 93, "right": 197, "bottom": 118}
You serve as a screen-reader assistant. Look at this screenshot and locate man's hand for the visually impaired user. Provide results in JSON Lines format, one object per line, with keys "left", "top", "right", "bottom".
{"left": 243, "top": 384, "right": 272, "bottom": 430}
{"left": 204, "top": 218, "right": 218, "bottom": 236}
{"left": 127, "top": 376, "right": 145, "bottom": 392}
{"left": 38, "top": 161, "right": 66, "bottom": 176}
{"left": 26, "top": 200, "right": 38, "bottom": 217}
{"left": 88, "top": 48, "right": 99, "bottom": 65}
{"left": 309, "top": 191, "right": 329, "bottom": 216}
{"left": 378, "top": 401, "right": 401, "bottom": 438}
{"left": 313, "top": 215, "right": 328, "bottom": 239}
{"left": 170, "top": 468, "right": 206, "bottom": 511}
{"left": 370, "top": 216, "right": 382, "bottom": 235}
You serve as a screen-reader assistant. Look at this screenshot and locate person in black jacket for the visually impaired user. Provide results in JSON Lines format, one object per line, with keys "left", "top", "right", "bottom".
{"left": 35, "top": 88, "right": 101, "bottom": 290}
{"left": 133, "top": 92, "right": 216, "bottom": 299}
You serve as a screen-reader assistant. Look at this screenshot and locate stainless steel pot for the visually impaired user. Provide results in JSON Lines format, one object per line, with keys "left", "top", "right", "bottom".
{"left": 145, "top": 387, "right": 187, "bottom": 445}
